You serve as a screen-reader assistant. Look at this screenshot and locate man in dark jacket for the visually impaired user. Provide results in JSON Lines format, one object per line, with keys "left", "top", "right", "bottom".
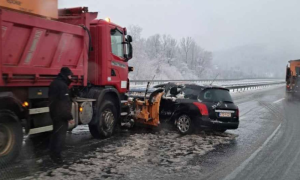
{"left": 48, "top": 67, "right": 74, "bottom": 163}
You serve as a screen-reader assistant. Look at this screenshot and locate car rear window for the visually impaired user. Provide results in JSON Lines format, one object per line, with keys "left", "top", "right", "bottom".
{"left": 200, "top": 89, "right": 233, "bottom": 103}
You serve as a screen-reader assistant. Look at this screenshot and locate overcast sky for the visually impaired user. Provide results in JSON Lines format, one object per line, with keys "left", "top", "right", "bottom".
{"left": 59, "top": 0, "right": 300, "bottom": 52}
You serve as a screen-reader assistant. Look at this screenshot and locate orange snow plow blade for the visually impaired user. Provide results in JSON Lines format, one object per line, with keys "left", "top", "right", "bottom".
{"left": 133, "top": 92, "right": 164, "bottom": 127}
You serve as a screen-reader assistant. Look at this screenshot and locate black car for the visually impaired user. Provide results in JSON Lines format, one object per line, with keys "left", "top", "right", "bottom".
{"left": 155, "top": 83, "right": 239, "bottom": 134}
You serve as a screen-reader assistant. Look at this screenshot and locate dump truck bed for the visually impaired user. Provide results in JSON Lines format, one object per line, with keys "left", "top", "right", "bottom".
{"left": 0, "top": 8, "right": 96, "bottom": 87}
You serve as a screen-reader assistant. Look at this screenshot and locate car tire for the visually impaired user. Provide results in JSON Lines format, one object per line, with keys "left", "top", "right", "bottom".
{"left": 0, "top": 111, "right": 23, "bottom": 166}
{"left": 175, "top": 114, "right": 193, "bottom": 135}
{"left": 89, "top": 98, "right": 117, "bottom": 139}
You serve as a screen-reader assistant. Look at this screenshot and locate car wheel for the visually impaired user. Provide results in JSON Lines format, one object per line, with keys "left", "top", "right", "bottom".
{"left": 175, "top": 114, "right": 193, "bottom": 135}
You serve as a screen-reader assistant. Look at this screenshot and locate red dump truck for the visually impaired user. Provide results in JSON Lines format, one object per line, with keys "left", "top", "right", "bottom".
{"left": 0, "top": 7, "right": 133, "bottom": 164}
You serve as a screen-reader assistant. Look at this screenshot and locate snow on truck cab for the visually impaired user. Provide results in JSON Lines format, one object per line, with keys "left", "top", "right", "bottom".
{"left": 0, "top": 7, "right": 133, "bottom": 165}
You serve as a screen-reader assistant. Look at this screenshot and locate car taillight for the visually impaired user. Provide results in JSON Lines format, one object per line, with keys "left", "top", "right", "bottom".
{"left": 237, "top": 108, "right": 239, "bottom": 117}
{"left": 193, "top": 102, "right": 209, "bottom": 116}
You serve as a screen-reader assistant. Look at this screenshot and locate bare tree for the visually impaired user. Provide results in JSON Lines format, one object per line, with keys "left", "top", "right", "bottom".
{"left": 146, "top": 34, "right": 162, "bottom": 59}
{"left": 189, "top": 40, "right": 199, "bottom": 69}
{"left": 161, "top": 34, "right": 177, "bottom": 64}
{"left": 195, "top": 50, "right": 213, "bottom": 77}
{"left": 180, "top": 37, "right": 193, "bottom": 63}
{"left": 127, "top": 25, "right": 145, "bottom": 79}
{"left": 128, "top": 25, "right": 143, "bottom": 41}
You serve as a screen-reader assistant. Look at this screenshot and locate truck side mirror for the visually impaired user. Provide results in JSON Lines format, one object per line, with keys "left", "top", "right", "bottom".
{"left": 127, "top": 35, "right": 133, "bottom": 43}
{"left": 127, "top": 43, "right": 133, "bottom": 60}
{"left": 124, "top": 35, "right": 133, "bottom": 62}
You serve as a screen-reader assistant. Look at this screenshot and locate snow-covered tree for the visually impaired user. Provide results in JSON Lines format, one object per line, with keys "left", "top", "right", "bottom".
{"left": 127, "top": 25, "right": 213, "bottom": 80}
{"left": 180, "top": 37, "right": 193, "bottom": 64}
{"left": 146, "top": 34, "right": 162, "bottom": 59}
{"left": 161, "top": 35, "right": 178, "bottom": 64}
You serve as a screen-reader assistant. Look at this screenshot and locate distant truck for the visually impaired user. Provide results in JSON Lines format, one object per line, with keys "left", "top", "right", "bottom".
{"left": 0, "top": 7, "right": 133, "bottom": 164}
{"left": 286, "top": 59, "right": 300, "bottom": 98}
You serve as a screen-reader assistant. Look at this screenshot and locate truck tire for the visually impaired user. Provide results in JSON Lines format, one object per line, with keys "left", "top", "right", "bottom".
{"left": 0, "top": 111, "right": 23, "bottom": 166}
{"left": 175, "top": 114, "right": 194, "bottom": 135}
{"left": 89, "top": 98, "right": 118, "bottom": 138}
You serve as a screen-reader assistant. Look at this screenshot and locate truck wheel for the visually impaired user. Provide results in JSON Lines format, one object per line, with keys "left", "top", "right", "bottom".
{"left": 0, "top": 111, "right": 23, "bottom": 166}
{"left": 89, "top": 98, "right": 117, "bottom": 138}
{"left": 175, "top": 114, "right": 193, "bottom": 135}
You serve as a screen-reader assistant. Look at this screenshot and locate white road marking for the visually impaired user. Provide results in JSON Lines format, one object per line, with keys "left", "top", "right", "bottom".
{"left": 273, "top": 98, "right": 285, "bottom": 104}
{"left": 223, "top": 123, "right": 282, "bottom": 180}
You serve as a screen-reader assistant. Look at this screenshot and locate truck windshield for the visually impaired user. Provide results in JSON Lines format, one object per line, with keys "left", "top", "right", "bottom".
{"left": 111, "top": 29, "right": 124, "bottom": 58}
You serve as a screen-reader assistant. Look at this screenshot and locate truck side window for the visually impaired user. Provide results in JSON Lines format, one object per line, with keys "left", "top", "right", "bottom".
{"left": 111, "top": 29, "right": 124, "bottom": 58}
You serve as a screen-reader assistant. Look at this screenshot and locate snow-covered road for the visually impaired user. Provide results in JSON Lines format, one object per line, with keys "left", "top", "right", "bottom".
{"left": 21, "top": 132, "right": 236, "bottom": 180}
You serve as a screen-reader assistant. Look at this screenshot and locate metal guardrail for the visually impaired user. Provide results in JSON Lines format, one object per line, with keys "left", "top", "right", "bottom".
{"left": 131, "top": 78, "right": 282, "bottom": 82}
{"left": 130, "top": 78, "right": 284, "bottom": 86}
{"left": 129, "top": 80, "right": 285, "bottom": 94}
{"left": 224, "top": 81, "right": 284, "bottom": 92}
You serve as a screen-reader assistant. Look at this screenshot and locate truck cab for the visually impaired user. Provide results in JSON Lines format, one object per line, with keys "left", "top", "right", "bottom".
{"left": 89, "top": 19, "right": 133, "bottom": 93}
{"left": 0, "top": 7, "right": 133, "bottom": 164}
{"left": 286, "top": 59, "right": 300, "bottom": 98}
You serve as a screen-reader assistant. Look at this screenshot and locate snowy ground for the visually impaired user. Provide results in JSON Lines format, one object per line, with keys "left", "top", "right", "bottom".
{"left": 21, "top": 130, "right": 236, "bottom": 180}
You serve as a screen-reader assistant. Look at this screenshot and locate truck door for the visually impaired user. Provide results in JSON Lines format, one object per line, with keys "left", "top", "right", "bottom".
{"left": 109, "top": 27, "right": 128, "bottom": 93}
